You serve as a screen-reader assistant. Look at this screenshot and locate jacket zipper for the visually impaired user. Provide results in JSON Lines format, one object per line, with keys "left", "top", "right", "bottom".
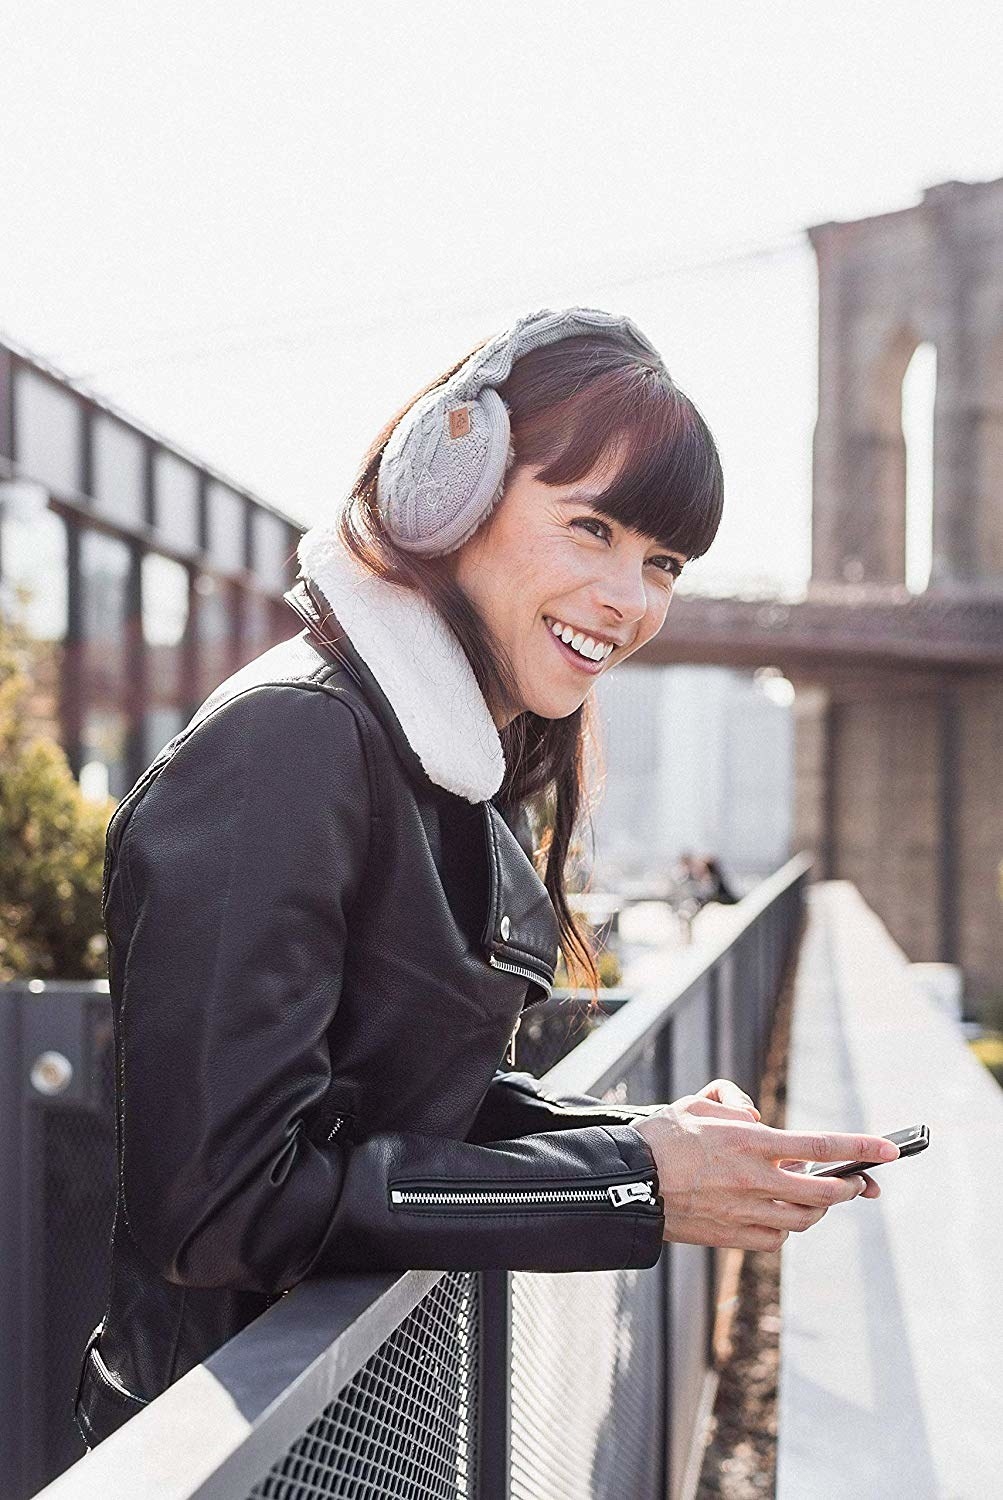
{"left": 389, "top": 1177, "right": 657, "bottom": 1209}
{"left": 489, "top": 953, "right": 554, "bottom": 998}
{"left": 505, "top": 1014, "right": 521, "bottom": 1067}
{"left": 326, "top": 1115, "right": 347, "bottom": 1142}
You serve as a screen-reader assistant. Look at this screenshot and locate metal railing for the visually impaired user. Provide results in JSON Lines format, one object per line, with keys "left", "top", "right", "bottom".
{"left": 20, "top": 853, "right": 811, "bottom": 1500}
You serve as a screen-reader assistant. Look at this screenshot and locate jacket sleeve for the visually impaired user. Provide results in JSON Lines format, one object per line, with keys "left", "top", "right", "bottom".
{"left": 466, "top": 1068, "right": 666, "bottom": 1144}
{"left": 112, "top": 683, "right": 665, "bottom": 1296}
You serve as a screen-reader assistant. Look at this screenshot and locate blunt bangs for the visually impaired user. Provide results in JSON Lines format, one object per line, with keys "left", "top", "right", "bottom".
{"left": 501, "top": 340, "right": 724, "bottom": 562}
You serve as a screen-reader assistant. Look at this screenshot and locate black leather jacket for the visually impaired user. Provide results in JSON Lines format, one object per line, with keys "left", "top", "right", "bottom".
{"left": 73, "top": 574, "right": 665, "bottom": 1450}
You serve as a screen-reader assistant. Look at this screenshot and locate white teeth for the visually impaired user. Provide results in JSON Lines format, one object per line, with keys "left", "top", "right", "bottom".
{"left": 547, "top": 618, "right": 615, "bottom": 663}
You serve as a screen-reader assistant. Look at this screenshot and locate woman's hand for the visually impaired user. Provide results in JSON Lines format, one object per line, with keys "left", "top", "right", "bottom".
{"left": 670, "top": 1077, "right": 878, "bottom": 1197}
{"left": 633, "top": 1091, "right": 896, "bottom": 1251}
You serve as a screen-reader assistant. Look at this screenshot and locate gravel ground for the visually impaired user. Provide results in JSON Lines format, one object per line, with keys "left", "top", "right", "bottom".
{"left": 694, "top": 915, "right": 801, "bottom": 1499}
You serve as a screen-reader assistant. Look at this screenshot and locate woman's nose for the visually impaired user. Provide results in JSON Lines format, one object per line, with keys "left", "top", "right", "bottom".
{"left": 597, "top": 560, "right": 649, "bottom": 623}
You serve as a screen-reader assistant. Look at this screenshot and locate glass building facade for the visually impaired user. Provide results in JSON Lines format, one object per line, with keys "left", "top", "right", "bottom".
{"left": 0, "top": 336, "right": 304, "bottom": 800}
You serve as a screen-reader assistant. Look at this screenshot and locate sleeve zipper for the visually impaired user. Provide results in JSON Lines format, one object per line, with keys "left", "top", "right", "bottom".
{"left": 389, "top": 1177, "right": 658, "bottom": 1209}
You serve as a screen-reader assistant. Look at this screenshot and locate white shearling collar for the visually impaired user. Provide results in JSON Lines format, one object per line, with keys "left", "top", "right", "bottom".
{"left": 296, "top": 522, "right": 506, "bottom": 804}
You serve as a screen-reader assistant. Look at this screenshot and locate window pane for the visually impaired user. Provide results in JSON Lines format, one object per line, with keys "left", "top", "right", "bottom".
{"left": 142, "top": 552, "right": 190, "bottom": 724}
{"left": 93, "top": 413, "right": 146, "bottom": 527}
{"left": 142, "top": 552, "right": 189, "bottom": 647}
{"left": 251, "top": 509, "right": 294, "bottom": 591}
{"left": 14, "top": 368, "right": 82, "bottom": 494}
{"left": 0, "top": 499, "right": 68, "bottom": 743}
{"left": 195, "top": 572, "right": 237, "bottom": 697}
{"left": 153, "top": 449, "right": 201, "bottom": 553}
{"left": 79, "top": 528, "right": 131, "bottom": 750}
{"left": 206, "top": 482, "right": 247, "bottom": 573}
{"left": 0, "top": 498, "right": 68, "bottom": 640}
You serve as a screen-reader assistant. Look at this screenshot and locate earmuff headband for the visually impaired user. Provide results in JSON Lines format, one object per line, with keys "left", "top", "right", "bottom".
{"left": 375, "top": 305, "right": 666, "bottom": 555}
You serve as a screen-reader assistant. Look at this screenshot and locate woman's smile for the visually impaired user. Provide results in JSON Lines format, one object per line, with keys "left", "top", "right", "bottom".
{"left": 542, "top": 615, "right": 617, "bottom": 675}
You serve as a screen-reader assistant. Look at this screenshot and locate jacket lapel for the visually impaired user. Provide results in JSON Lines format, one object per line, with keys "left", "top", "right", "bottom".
{"left": 282, "top": 571, "right": 558, "bottom": 997}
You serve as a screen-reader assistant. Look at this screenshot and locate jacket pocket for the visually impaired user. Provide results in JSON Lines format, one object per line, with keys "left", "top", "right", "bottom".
{"left": 73, "top": 1324, "right": 149, "bottom": 1450}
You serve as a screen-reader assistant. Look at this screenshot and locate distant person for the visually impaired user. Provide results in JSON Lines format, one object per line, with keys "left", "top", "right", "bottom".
{"left": 668, "top": 849, "right": 703, "bottom": 906}
{"left": 702, "top": 854, "right": 739, "bottom": 905}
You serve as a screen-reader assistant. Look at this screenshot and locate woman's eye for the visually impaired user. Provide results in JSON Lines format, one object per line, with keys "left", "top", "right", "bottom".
{"left": 572, "top": 518, "right": 682, "bottom": 578}
{"left": 572, "top": 517, "right": 610, "bottom": 542}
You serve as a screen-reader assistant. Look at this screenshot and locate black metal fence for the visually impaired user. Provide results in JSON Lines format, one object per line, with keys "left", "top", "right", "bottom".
{"left": 0, "top": 980, "right": 117, "bottom": 1500}
{"left": 12, "top": 854, "right": 810, "bottom": 1500}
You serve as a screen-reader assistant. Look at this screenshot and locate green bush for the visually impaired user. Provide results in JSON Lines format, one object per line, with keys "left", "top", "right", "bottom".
{"left": 0, "top": 616, "right": 114, "bottom": 981}
{"left": 969, "top": 1033, "right": 1003, "bottom": 1089}
{"left": 553, "top": 945, "right": 623, "bottom": 991}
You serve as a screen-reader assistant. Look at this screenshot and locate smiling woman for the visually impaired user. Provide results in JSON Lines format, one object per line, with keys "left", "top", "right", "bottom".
{"left": 77, "top": 308, "right": 890, "bottom": 1458}
{"left": 74, "top": 307, "right": 745, "bottom": 1451}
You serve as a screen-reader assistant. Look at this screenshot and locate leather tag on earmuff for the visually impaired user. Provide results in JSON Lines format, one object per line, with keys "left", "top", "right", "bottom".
{"left": 448, "top": 405, "right": 471, "bottom": 439}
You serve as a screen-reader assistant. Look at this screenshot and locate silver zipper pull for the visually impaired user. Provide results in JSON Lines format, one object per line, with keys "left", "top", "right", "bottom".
{"left": 607, "top": 1180, "right": 655, "bottom": 1207}
{"left": 506, "top": 1015, "right": 521, "bottom": 1067}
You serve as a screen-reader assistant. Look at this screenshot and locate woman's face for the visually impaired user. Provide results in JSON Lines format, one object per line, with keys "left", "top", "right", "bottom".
{"left": 445, "top": 452, "right": 688, "bottom": 726}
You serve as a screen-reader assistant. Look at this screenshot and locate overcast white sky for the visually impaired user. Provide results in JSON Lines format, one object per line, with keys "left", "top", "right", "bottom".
{"left": 2, "top": 2, "right": 1000, "bottom": 593}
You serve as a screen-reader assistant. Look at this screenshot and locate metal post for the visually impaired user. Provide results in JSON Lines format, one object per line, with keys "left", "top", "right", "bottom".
{"left": 0, "top": 987, "right": 26, "bottom": 1500}
{"left": 477, "top": 1270, "right": 512, "bottom": 1500}
{"left": 938, "top": 680, "right": 960, "bottom": 964}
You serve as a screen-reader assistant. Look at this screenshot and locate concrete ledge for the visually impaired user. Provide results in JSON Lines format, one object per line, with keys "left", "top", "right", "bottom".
{"left": 777, "top": 881, "right": 1003, "bottom": 1500}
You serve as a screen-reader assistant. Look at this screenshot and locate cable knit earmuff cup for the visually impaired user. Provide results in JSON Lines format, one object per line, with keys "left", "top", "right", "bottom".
{"left": 375, "top": 305, "right": 667, "bottom": 556}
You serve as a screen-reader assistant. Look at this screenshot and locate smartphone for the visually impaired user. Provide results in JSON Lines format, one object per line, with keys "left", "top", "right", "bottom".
{"left": 803, "top": 1124, "right": 929, "bottom": 1178}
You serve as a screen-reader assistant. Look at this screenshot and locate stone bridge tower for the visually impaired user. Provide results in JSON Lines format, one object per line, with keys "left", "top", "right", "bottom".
{"left": 802, "top": 177, "right": 1003, "bottom": 1011}
{"left": 810, "top": 176, "right": 1003, "bottom": 592}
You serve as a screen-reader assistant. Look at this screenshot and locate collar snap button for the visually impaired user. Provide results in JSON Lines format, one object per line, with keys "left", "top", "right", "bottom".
{"left": 500, "top": 915, "right": 511, "bottom": 941}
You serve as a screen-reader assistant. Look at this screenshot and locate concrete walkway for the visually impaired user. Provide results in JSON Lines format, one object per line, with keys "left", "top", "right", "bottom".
{"left": 777, "top": 881, "right": 1003, "bottom": 1499}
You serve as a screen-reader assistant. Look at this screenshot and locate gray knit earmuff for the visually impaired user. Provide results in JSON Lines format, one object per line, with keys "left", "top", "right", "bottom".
{"left": 375, "top": 305, "right": 667, "bottom": 555}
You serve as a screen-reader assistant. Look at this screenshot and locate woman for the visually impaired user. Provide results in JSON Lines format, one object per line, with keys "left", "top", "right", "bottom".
{"left": 73, "top": 306, "right": 893, "bottom": 1450}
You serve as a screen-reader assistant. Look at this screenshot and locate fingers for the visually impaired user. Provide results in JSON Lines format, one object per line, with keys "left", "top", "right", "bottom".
{"left": 668, "top": 1216, "right": 792, "bottom": 1253}
{"left": 758, "top": 1127, "right": 900, "bottom": 1166}
{"left": 774, "top": 1158, "right": 880, "bottom": 1200}
{"left": 686, "top": 1097, "right": 762, "bottom": 1122}
{"left": 696, "top": 1078, "right": 761, "bottom": 1121}
{"left": 858, "top": 1172, "right": 881, "bottom": 1198}
{"left": 768, "top": 1165, "right": 870, "bottom": 1207}
{"left": 755, "top": 1198, "right": 830, "bottom": 1232}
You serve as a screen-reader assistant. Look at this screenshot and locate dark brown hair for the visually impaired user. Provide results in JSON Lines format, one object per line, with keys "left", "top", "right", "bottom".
{"left": 336, "top": 323, "right": 723, "bottom": 997}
